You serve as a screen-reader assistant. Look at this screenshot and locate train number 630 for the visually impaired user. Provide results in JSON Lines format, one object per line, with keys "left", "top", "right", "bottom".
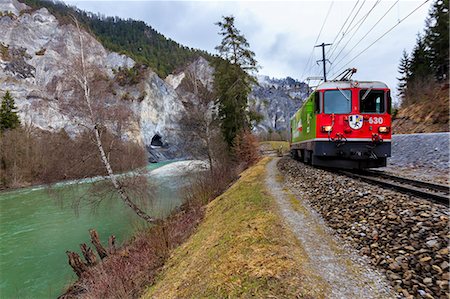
{"left": 368, "top": 117, "right": 383, "bottom": 124}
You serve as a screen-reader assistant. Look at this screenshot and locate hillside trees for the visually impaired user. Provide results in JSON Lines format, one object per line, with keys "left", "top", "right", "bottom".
{"left": 425, "top": 0, "right": 449, "bottom": 81}
{"left": 0, "top": 91, "right": 20, "bottom": 132}
{"left": 397, "top": 0, "right": 449, "bottom": 106}
{"left": 214, "top": 16, "right": 259, "bottom": 147}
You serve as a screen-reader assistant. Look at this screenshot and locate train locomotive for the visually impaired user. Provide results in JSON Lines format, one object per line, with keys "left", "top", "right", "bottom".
{"left": 289, "top": 79, "right": 392, "bottom": 169}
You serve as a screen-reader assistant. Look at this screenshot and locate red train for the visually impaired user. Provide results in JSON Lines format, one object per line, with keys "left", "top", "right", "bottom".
{"left": 289, "top": 79, "right": 392, "bottom": 169}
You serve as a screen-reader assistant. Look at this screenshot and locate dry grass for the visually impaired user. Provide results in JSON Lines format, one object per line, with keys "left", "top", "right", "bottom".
{"left": 59, "top": 161, "right": 238, "bottom": 298}
{"left": 144, "top": 157, "right": 323, "bottom": 299}
{"left": 260, "top": 141, "right": 290, "bottom": 154}
{"left": 394, "top": 80, "right": 449, "bottom": 134}
{"left": 60, "top": 202, "right": 204, "bottom": 299}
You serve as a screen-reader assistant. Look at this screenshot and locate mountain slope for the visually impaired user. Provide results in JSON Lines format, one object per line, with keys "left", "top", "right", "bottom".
{"left": 0, "top": 0, "right": 186, "bottom": 159}
{"left": 20, "top": 0, "right": 213, "bottom": 78}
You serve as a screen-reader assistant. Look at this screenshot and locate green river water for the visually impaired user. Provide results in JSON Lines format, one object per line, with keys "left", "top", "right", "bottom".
{"left": 0, "top": 162, "right": 184, "bottom": 298}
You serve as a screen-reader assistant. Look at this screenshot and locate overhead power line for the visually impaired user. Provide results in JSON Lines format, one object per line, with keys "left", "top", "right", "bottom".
{"left": 325, "top": 0, "right": 360, "bottom": 57}
{"left": 329, "top": 0, "right": 399, "bottom": 74}
{"left": 328, "top": 0, "right": 381, "bottom": 66}
{"left": 329, "top": 0, "right": 431, "bottom": 79}
{"left": 300, "top": 1, "right": 334, "bottom": 81}
{"left": 327, "top": 0, "right": 366, "bottom": 59}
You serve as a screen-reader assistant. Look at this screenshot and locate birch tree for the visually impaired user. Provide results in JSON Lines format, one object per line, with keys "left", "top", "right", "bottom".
{"left": 61, "top": 17, "right": 156, "bottom": 224}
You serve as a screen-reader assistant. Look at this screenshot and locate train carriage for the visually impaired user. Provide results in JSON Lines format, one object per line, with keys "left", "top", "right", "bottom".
{"left": 289, "top": 80, "right": 392, "bottom": 169}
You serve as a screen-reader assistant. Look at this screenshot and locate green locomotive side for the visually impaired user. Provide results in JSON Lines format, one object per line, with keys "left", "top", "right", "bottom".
{"left": 290, "top": 92, "right": 317, "bottom": 144}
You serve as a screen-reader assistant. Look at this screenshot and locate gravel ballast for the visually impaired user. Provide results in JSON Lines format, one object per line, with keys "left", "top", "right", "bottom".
{"left": 266, "top": 159, "right": 394, "bottom": 298}
{"left": 278, "top": 157, "right": 449, "bottom": 299}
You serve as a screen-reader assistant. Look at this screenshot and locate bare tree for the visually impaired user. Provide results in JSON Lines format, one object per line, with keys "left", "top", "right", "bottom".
{"left": 178, "top": 67, "right": 227, "bottom": 174}
{"left": 58, "top": 17, "right": 156, "bottom": 224}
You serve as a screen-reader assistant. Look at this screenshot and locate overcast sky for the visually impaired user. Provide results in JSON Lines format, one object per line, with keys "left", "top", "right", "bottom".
{"left": 65, "top": 0, "right": 431, "bottom": 101}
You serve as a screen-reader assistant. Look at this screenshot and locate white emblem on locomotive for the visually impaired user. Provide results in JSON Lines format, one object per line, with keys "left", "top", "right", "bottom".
{"left": 348, "top": 114, "right": 363, "bottom": 130}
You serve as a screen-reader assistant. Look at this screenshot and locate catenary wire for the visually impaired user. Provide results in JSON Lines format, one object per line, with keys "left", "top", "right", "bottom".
{"left": 327, "top": 0, "right": 366, "bottom": 59}
{"left": 328, "top": 0, "right": 381, "bottom": 69}
{"left": 330, "top": 0, "right": 399, "bottom": 74}
{"left": 325, "top": 0, "right": 360, "bottom": 57}
{"left": 300, "top": 1, "right": 334, "bottom": 81}
{"left": 329, "top": 0, "right": 431, "bottom": 79}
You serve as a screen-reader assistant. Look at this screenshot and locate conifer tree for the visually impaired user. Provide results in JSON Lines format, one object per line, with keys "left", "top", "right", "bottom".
{"left": 408, "top": 34, "right": 432, "bottom": 83}
{"left": 213, "top": 15, "right": 258, "bottom": 146}
{"left": 396, "top": 50, "right": 411, "bottom": 100}
{"left": 0, "top": 91, "right": 20, "bottom": 132}
{"left": 425, "top": 0, "right": 449, "bottom": 81}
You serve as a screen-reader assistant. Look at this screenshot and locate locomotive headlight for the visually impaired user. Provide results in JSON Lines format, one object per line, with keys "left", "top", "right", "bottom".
{"left": 378, "top": 126, "right": 390, "bottom": 133}
{"left": 322, "top": 125, "right": 333, "bottom": 132}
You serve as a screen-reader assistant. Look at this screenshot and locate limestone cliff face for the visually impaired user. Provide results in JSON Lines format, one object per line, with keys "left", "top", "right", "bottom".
{"left": 0, "top": 0, "right": 185, "bottom": 159}
{"left": 250, "top": 76, "right": 309, "bottom": 133}
{"left": 0, "top": 0, "right": 309, "bottom": 161}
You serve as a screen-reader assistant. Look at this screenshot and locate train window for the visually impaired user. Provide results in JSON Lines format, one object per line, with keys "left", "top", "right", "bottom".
{"left": 387, "top": 91, "right": 392, "bottom": 114}
{"left": 359, "top": 90, "right": 385, "bottom": 113}
{"left": 314, "top": 92, "right": 320, "bottom": 113}
{"left": 323, "top": 90, "right": 351, "bottom": 114}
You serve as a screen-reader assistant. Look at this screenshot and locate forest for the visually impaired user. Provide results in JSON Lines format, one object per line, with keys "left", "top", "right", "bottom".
{"left": 397, "top": 0, "right": 448, "bottom": 106}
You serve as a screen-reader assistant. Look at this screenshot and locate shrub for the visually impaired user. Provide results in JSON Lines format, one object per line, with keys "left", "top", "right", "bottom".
{"left": 232, "top": 130, "right": 260, "bottom": 168}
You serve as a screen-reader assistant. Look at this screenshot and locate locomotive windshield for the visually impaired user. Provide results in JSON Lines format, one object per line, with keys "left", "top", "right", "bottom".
{"left": 359, "top": 89, "right": 385, "bottom": 113}
{"left": 323, "top": 90, "right": 351, "bottom": 114}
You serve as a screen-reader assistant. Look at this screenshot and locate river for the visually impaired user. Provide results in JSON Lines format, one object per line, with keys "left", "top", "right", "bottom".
{"left": 0, "top": 161, "right": 189, "bottom": 298}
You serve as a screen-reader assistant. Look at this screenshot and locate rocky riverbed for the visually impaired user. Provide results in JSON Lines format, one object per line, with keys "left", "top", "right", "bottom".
{"left": 278, "top": 157, "right": 449, "bottom": 299}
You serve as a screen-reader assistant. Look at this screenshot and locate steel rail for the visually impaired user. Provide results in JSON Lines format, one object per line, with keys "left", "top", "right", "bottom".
{"left": 336, "top": 170, "right": 449, "bottom": 206}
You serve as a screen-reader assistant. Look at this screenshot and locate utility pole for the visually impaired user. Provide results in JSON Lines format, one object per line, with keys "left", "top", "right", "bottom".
{"left": 315, "top": 43, "right": 332, "bottom": 81}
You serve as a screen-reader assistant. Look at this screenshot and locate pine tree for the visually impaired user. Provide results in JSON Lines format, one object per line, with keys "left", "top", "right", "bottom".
{"left": 396, "top": 50, "right": 411, "bottom": 100}
{"left": 425, "top": 0, "right": 449, "bottom": 81}
{"left": 0, "top": 91, "right": 20, "bottom": 132}
{"left": 408, "top": 34, "right": 433, "bottom": 83}
{"left": 213, "top": 16, "right": 258, "bottom": 146}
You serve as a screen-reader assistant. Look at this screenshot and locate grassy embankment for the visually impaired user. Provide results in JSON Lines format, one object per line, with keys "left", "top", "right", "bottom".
{"left": 259, "top": 141, "right": 290, "bottom": 155}
{"left": 144, "top": 157, "right": 325, "bottom": 298}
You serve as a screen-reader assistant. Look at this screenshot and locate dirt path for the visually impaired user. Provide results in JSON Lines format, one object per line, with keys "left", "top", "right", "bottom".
{"left": 265, "top": 158, "right": 395, "bottom": 299}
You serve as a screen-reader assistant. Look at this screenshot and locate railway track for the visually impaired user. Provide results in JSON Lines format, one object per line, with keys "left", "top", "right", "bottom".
{"left": 336, "top": 169, "right": 449, "bottom": 206}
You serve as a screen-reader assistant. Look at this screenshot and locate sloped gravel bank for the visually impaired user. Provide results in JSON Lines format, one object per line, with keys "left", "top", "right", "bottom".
{"left": 381, "top": 133, "right": 449, "bottom": 184}
{"left": 278, "top": 157, "right": 449, "bottom": 299}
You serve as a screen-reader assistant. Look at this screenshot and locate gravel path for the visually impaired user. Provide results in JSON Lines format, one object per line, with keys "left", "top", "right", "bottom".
{"left": 278, "top": 157, "right": 449, "bottom": 299}
{"left": 265, "top": 158, "right": 395, "bottom": 299}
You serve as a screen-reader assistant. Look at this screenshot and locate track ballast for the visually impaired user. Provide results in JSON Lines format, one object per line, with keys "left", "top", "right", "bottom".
{"left": 335, "top": 169, "right": 449, "bottom": 206}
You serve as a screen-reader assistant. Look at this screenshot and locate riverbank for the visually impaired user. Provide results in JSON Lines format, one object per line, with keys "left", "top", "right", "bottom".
{"left": 0, "top": 160, "right": 200, "bottom": 298}
{"left": 58, "top": 160, "right": 236, "bottom": 298}
{"left": 144, "top": 157, "right": 324, "bottom": 298}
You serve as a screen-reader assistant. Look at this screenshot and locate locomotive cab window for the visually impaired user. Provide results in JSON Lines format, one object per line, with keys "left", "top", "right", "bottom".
{"left": 359, "top": 89, "right": 385, "bottom": 113}
{"left": 314, "top": 92, "right": 321, "bottom": 113}
{"left": 323, "top": 90, "right": 351, "bottom": 114}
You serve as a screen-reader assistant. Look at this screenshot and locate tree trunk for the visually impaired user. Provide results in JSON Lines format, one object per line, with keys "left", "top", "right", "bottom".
{"left": 80, "top": 243, "right": 97, "bottom": 266}
{"left": 108, "top": 235, "right": 116, "bottom": 255}
{"left": 66, "top": 251, "right": 88, "bottom": 278}
{"left": 74, "top": 18, "right": 156, "bottom": 225}
{"left": 89, "top": 229, "right": 108, "bottom": 259}
{"left": 93, "top": 126, "right": 156, "bottom": 224}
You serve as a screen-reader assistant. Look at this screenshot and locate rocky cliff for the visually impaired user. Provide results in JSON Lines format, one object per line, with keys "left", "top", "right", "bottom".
{"left": 250, "top": 76, "right": 309, "bottom": 134}
{"left": 0, "top": 0, "right": 309, "bottom": 161}
{"left": 0, "top": 0, "right": 188, "bottom": 160}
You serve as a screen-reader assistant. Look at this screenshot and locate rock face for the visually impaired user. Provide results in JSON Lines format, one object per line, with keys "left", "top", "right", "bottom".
{"left": 0, "top": 1, "right": 186, "bottom": 160}
{"left": 250, "top": 76, "right": 309, "bottom": 133}
{"left": 0, "top": 0, "right": 310, "bottom": 161}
